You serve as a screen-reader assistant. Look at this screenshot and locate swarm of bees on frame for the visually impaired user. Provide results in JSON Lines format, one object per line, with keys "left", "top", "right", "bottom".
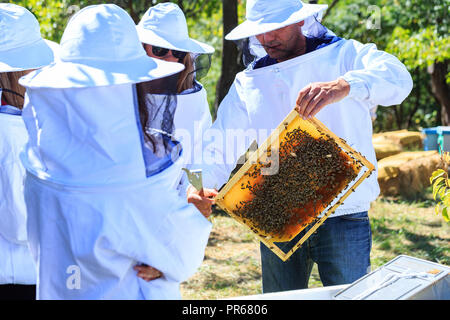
{"left": 235, "top": 126, "right": 363, "bottom": 240}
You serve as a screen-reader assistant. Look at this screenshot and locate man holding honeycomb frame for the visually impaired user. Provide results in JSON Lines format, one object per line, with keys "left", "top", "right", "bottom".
{"left": 187, "top": 0, "right": 413, "bottom": 293}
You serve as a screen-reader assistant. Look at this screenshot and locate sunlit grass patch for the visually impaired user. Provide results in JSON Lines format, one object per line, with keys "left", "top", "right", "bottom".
{"left": 181, "top": 197, "right": 449, "bottom": 299}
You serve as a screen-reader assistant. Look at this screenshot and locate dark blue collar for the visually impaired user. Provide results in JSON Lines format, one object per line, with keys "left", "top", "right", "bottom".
{"left": 0, "top": 105, "right": 22, "bottom": 116}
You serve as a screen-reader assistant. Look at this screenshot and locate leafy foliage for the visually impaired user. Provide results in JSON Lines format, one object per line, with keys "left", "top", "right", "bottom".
{"left": 320, "top": 0, "right": 449, "bottom": 131}
{"left": 8, "top": 0, "right": 227, "bottom": 114}
{"left": 9, "top": 0, "right": 222, "bottom": 41}
{"left": 430, "top": 153, "right": 450, "bottom": 223}
{"left": 8, "top": 0, "right": 72, "bottom": 41}
{"left": 8, "top": 0, "right": 449, "bottom": 130}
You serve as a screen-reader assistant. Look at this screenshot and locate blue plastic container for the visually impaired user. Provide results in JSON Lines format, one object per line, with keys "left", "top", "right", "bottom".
{"left": 422, "top": 126, "right": 450, "bottom": 153}
{"left": 437, "top": 126, "right": 450, "bottom": 153}
{"left": 422, "top": 127, "right": 439, "bottom": 151}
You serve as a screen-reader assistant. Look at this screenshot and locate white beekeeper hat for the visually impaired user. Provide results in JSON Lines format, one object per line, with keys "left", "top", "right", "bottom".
{"left": 19, "top": 4, "right": 184, "bottom": 89}
{"left": 225, "top": 0, "right": 328, "bottom": 41}
{"left": 136, "top": 3, "right": 214, "bottom": 54}
{"left": 0, "top": 3, "right": 58, "bottom": 73}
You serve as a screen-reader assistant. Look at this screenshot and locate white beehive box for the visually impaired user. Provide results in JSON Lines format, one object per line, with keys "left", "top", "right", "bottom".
{"left": 333, "top": 255, "right": 449, "bottom": 300}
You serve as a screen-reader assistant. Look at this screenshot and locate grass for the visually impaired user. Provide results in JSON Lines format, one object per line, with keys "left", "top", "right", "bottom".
{"left": 180, "top": 196, "right": 450, "bottom": 299}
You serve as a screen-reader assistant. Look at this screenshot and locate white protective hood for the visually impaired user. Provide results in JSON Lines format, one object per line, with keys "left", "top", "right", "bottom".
{"left": 21, "top": 84, "right": 147, "bottom": 186}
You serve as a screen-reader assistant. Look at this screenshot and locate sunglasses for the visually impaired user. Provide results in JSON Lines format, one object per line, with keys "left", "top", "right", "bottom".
{"left": 151, "top": 45, "right": 187, "bottom": 60}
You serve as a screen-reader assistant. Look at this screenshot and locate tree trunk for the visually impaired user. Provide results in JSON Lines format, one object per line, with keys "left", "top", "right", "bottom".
{"left": 406, "top": 68, "right": 421, "bottom": 129}
{"left": 322, "top": 0, "right": 340, "bottom": 21}
{"left": 213, "top": 0, "right": 241, "bottom": 120}
{"left": 393, "top": 105, "right": 403, "bottom": 129}
{"left": 127, "top": 0, "right": 139, "bottom": 23}
{"left": 428, "top": 61, "right": 450, "bottom": 125}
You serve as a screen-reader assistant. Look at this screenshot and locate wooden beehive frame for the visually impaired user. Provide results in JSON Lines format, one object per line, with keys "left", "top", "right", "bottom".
{"left": 215, "top": 109, "right": 375, "bottom": 261}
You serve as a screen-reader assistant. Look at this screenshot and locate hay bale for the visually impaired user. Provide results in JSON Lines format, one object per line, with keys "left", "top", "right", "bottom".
{"left": 373, "top": 141, "right": 402, "bottom": 160}
{"left": 373, "top": 130, "right": 423, "bottom": 150}
{"left": 372, "top": 134, "right": 394, "bottom": 144}
{"left": 377, "top": 151, "right": 442, "bottom": 197}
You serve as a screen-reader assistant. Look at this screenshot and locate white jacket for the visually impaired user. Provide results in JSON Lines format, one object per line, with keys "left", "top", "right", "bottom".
{"left": 200, "top": 38, "right": 413, "bottom": 216}
{"left": 20, "top": 83, "right": 211, "bottom": 299}
{"left": 0, "top": 108, "right": 36, "bottom": 285}
{"left": 173, "top": 82, "right": 212, "bottom": 195}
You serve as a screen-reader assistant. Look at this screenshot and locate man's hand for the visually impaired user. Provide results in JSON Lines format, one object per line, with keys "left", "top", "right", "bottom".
{"left": 295, "top": 78, "right": 350, "bottom": 119}
{"left": 187, "top": 185, "right": 218, "bottom": 219}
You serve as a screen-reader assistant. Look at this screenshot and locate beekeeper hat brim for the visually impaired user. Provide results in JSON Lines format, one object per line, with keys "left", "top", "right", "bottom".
{"left": 19, "top": 54, "right": 184, "bottom": 89}
{"left": 0, "top": 4, "right": 59, "bottom": 72}
{"left": 225, "top": 1, "right": 328, "bottom": 41}
{"left": 19, "top": 4, "right": 184, "bottom": 89}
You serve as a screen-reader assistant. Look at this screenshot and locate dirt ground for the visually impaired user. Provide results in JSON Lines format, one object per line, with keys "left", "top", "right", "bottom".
{"left": 180, "top": 198, "right": 450, "bottom": 300}
{"left": 180, "top": 214, "right": 262, "bottom": 300}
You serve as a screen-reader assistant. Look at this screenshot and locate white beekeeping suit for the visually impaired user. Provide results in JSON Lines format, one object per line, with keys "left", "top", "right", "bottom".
{"left": 136, "top": 3, "right": 214, "bottom": 196}
{"left": 0, "top": 3, "right": 58, "bottom": 293}
{"left": 199, "top": 0, "right": 413, "bottom": 217}
{"left": 156, "top": 84, "right": 213, "bottom": 195}
{"left": 0, "top": 99, "right": 35, "bottom": 286}
{"left": 19, "top": 4, "right": 211, "bottom": 300}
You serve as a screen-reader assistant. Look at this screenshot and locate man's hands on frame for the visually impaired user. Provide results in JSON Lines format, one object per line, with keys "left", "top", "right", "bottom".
{"left": 295, "top": 78, "right": 350, "bottom": 119}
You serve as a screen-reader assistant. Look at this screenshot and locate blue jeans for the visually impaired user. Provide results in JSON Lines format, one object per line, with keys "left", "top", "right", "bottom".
{"left": 260, "top": 211, "right": 372, "bottom": 293}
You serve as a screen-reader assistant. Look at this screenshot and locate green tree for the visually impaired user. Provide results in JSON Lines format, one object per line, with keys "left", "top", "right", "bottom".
{"left": 11, "top": 0, "right": 221, "bottom": 40}
{"left": 320, "top": 0, "right": 449, "bottom": 130}
{"left": 384, "top": 1, "right": 449, "bottom": 127}
{"left": 10, "top": 0, "right": 72, "bottom": 42}
{"left": 10, "top": 0, "right": 224, "bottom": 115}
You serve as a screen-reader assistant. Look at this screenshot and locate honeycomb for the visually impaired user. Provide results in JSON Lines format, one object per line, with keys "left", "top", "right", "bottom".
{"left": 215, "top": 110, "right": 375, "bottom": 261}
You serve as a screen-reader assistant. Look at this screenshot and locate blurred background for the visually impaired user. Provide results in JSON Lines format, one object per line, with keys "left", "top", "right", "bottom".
{"left": 9, "top": 0, "right": 448, "bottom": 131}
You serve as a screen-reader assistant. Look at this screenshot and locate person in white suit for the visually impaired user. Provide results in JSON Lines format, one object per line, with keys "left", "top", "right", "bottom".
{"left": 0, "top": 3, "right": 58, "bottom": 300}
{"left": 134, "top": 2, "right": 219, "bottom": 281}
{"left": 188, "top": 0, "right": 413, "bottom": 292}
{"left": 19, "top": 4, "right": 211, "bottom": 300}
{"left": 137, "top": 2, "right": 217, "bottom": 207}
